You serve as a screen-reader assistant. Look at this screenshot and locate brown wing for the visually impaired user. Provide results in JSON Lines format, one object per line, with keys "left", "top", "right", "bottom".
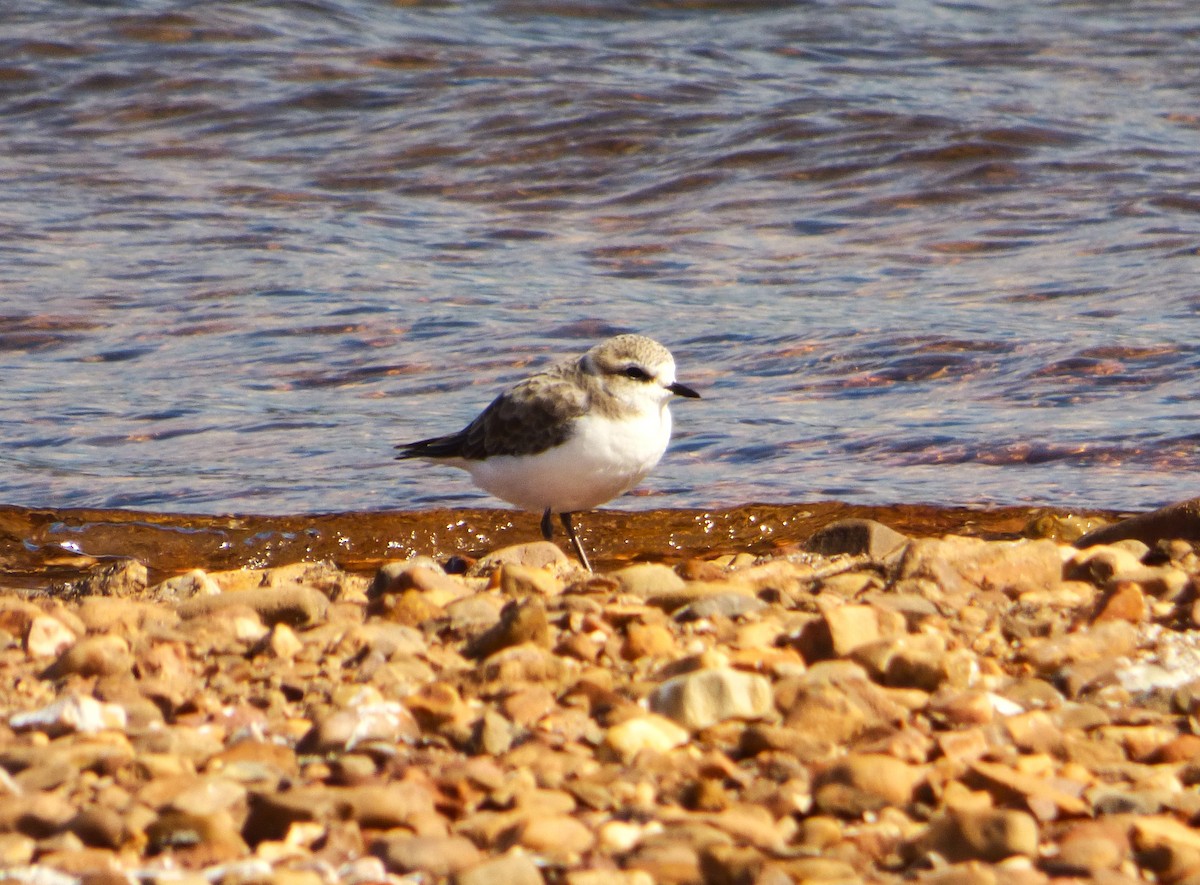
{"left": 460, "top": 369, "right": 589, "bottom": 458}
{"left": 396, "top": 365, "right": 589, "bottom": 461}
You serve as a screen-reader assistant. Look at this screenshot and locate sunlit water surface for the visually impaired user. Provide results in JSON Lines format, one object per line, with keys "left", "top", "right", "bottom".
{"left": 3, "top": 0, "right": 1200, "bottom": 526}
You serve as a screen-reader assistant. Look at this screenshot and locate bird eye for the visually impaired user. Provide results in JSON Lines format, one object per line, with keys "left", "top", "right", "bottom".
{"left": 623, "top": 366, "right": 652, "bottom": 382}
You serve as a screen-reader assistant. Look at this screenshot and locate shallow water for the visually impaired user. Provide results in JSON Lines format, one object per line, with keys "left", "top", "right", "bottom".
{"left": 0, "top": 501, "right": 1097, "bottom": 589}
{"left": 3, "top": 1, "right": 1200, "bottom": 517}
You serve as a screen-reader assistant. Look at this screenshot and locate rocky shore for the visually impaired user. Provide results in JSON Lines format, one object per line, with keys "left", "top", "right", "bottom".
{"left": 5, "top": 511, "right": 1200, "bottom": 885}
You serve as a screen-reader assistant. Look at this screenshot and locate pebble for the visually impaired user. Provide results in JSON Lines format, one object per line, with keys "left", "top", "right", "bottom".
{"left": 372, "top": 833, "right": 483, "bottom": 877}
{"left": 25, "top": 615, "right": 76, "bottom": 657}
{"left": 454, "top": 849, "right": 545, "bottom": 885}
{"left": 43, "top": 634, "right": 132, "bottom": 678}
{"left": 9, "top": 694, "right": 127, "bottom": 735}
{"left": 7, "top": 526, "right": 1200, "bottom": 884}
{"left": 604, "top": 714, "right": 690, "bottom": 760}
{"left": 918, "top": 807, "right": 1039, "bottom": 863}
{"left": 648, "top": 667, "right": 773, "bottom": 730}
{"left": 805, "top": 517, "right": 909, "bottom": 558}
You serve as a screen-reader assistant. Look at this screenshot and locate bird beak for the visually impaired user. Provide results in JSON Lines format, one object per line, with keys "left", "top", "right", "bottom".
{"left": 667, "top": 381, "right": 701, "bottom": 399}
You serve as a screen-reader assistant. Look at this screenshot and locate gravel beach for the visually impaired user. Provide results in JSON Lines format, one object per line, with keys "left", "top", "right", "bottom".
{"left": 5, "top": 508, "right": 1200, "bottom": 885}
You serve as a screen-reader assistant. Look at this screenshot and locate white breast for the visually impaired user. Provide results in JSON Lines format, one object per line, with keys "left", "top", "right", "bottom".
{"left": 464, "top": 404, "right": 674, "bottom": 513}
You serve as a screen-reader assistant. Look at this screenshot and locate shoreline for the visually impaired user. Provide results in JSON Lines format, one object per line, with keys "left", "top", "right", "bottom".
{"left": 1, "top": 501, "right": 1118, "bottom": 590}
{"left": 4, "top": 505, "right": 1200, "bottom": 883}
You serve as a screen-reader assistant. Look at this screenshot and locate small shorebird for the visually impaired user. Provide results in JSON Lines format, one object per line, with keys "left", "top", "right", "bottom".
{"left": 395, "top": 334, "right": 700, "bottom": 571}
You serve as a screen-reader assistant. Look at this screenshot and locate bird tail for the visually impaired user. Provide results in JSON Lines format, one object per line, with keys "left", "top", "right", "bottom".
{"left": 395, "top": 432, "right": 467, "bottom": 460}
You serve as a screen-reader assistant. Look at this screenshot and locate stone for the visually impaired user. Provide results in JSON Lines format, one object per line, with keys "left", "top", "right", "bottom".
{"left": 896, "top": 536, "right": 1065, "bottom": 597}
{"left": 622, "top": 621, "right": 677, "bottom": 660}
{"left": 968, "top": 760, "right": 1089, "bottom": 818}
{"left": 813, "top": 754, "right": 924, "bottom": 815}
{"left": 150, "top": 568, "right": 221, "bottom": 601}
{"left": 1050, "top": 820, "right": 1129, "bottom": 874}
{"left": 454, "top": 849, "right": 545, "bottom": 885}
{"left": 918, "top": 807, "right": 1039, "bottom": 863}
{"left": 69, "top": 558, "right": 148, "bottom": 598}
{"left": 516, "top": 814, "right": 596, "bottom": 859}
{"left": 805, "top": 518, "right": 908, "bottom": 558}
{"left": 474, "top": 542, "right": 569, "bottom": 573}
{"left": 674, "top": 592, "right": 766, "bottom": 621}
{"left": 604, "top": 714, "right": 690, "bottom": 761}
{"left": 795, "top": 602, "right": 907, "bottom": 663}
{"left": 648, "top": 667, "right": 773, "bottom": 730}
{"left": 372, "top": 833, "right": 483, "bottom": 877}
{"left": 611, "top": 563, "right": 687, "bottom": 598}
{"left": 43, "top": 635, "right": 133, "bottom": 679}
{"left": 299, "top": 701, "right": 420, "bottom": 753}
{"left": 0, "top": 832, "right": 35, "bottom": 866}
{"left": 468, "top": 597, "right": 551, "bottom": 658}
{"left": 1023, "top": 620, "right": 1138, "bottom": 674}
{"left": 471, "top": 709, "right": 515, "bottom": 756}
{"left": 499, "top": 562, "right": 563, "bottom": 596}
{"left": 9, "top": 694, "right": 127, "bottom": 736}
{"left": 25, "top": 615, "right": 77, "bottom": 657}
{"left": 1132, "top": 816, "right": 1200, "bottom": 882}
{"left": 177, "top": 584, "right": 329, "bottom": 626}
{"left": 1093, "top": 582, "right": 1148, "bottom": 623}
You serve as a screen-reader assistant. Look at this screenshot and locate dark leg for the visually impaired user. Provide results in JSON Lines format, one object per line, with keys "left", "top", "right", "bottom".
{"left": 560, "top": 512, "right": 592, "bottom": 573}
{"left": 540, "top": 507, "right": 554, "bottom": 541}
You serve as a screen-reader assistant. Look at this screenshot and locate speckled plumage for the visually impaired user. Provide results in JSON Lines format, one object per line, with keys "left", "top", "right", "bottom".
{"left": 397, "top": 334, "right": 682, "bottom": 461}
{"left": 395, "top": 334, "right": 699, "bottom": 570}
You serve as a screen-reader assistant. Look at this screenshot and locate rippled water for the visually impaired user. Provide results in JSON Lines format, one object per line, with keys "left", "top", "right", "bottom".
{"left": 3, "top": 0, "right": 1200, "bottom": 517}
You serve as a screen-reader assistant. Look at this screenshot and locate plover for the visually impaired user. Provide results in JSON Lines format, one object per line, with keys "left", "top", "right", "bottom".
{"left": 396, "top": 334, "right": 700, "bottom": 571}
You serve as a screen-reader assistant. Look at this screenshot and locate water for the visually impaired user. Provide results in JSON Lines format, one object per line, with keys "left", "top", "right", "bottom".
{"left": 3, "top": 0, "right": 1200, "bottom": 518}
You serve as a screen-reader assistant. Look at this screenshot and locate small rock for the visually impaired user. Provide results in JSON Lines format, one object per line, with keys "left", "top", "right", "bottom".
{"left": 1132, "top": 816, "right": 1200, "bottom": 882}
{"left": 516, "top": 814, "right": 596, "bottom": 860}
{"left": 648, "top": 667, "right": 773, "bottom": 730}
{"left": 499, "top": 562, "right": 563, "bottom": 596}
{"left": 604, "top": 714, "right": 690, "bottom": 761}
{"left": 474, "top": 542, "right": 569, "bottom": 573}
{"left": 150, "top": 568, "right": 221, "bottom": 601}
{"left": 43, "top": 634, "right": 132, "bottom": 679}
{"left": 918, "top": 807, "right": 1039, "bottom": 863}
{"left": 299, "top": 701, "right": 420, "bottom": 753}
{"left": 265, "top": 622, "right": 303, "bottom": 659}
{"left": 813, "top": 754, "right": 923, "bottom": 815}
{"left": 0, "top": 832, "right": 35, "bottom": 866}
{"left": 178, "top": 584, "right": 329, "bottom": 627}
{"left": 622, "top": 621, "right": 677, "bottom": 660}
{"left": 69, "top": 558, "right": 148, "bottom": 598}
{"left": 1050, "top": 820, "right": 1129, "bottom": 874}
{"left": 468, "top": 597, "right": 551, "bottom": 658}
{"left": 805, "top": 518, "right": 908, "bottom": 558}
{"left": 146, "top": 810, "right": 248, "bottom": 860}
{"left": 675, "top": 593, "right": 766, "bottom": 621}
{"left": 454, "top": 849, "right": 545, "bottom": 885}
{"left": 896, "top": 536, "right": 1064, "bottom": 597}
{"left": 372, "top": 833, "right": 483, "bottom": 877}
{"left": 10, "top": 694, "right": 127, "bottom": 736}
{"left": 611, "top": 563, "right": 687, "bottom": 598}
{"left": 471, "top": 709, "right": 516, "bottom": 756}
{"left": 25, "top": 616, "right": 77, "bottom": 658}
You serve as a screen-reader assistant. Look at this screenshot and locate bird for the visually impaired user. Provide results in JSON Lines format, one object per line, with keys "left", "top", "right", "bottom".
{"left": 395, "top": 334, "right": 700, "bottom": 571}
